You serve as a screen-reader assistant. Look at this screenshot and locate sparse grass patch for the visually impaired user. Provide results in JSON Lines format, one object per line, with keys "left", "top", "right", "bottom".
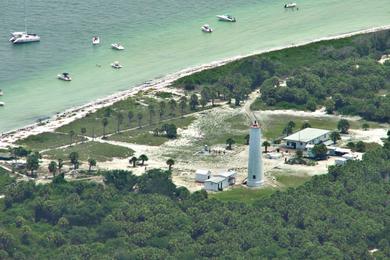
{"left": 109, "top": 116, "right": 196, "bottom": 146}
{"left": 16, "top": 132, "right": 86, "bottom": 151}
{"left": 43, "top": 141, "right": 134, "bottom": 162}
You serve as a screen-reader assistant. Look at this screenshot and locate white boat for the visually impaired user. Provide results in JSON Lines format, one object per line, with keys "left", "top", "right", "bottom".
{"left": 10, "top": 1, "right": 40, "bottom": 44}
{"left": 284, "top": 3, "right": 297, "bottom": 8}
{"left": 9, "top": 32, "right": 40, "bottom": 44}
{"left": 216, "top": 15, "right": 236, "bottom": 22}
{"left": 111, "top": 43, "right": 125, "bottom": 50}
{"left": 201, "top": 24, "right": 213, "bottom": 33}
{"left": 111, "top": 61, "right": 123, "bottom": 69}
{"left": 92, "top": 36, "right": 100, "bottom": 45}
{"left": 0, "top": 89, "right": 3, "bottom": 96}
{"left": 0, "top": 102, "right": 5, "bottom": 107}
{"left": 57, "top": 72, "right": 72, "bottom": 81}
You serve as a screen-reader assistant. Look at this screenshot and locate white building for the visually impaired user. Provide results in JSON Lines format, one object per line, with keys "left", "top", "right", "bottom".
{"left": 204, "top": 177, "right": 229, "bottom": 192}
{"left": 195, "top": 169, "right": 211, "bottom": 183}
{"left": 284, "top": 128, "right": 330, "bottom": 150}
{"left": 215, "top": 171, "right": 236, "bottom": 185}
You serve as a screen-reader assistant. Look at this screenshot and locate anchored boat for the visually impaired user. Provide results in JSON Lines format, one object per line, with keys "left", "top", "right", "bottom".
{"left": 57, "top": 72, "right": 72, "bottom": 81}
{"left": 216, "top": 14, "right": 236, "bottom": 22}
{"left": 201, "top": 24, "right": 213, "bottom": 33}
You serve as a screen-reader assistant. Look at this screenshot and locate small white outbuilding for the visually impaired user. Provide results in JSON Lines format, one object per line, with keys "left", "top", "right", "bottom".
{"left": 204, "top": 177, "right": 229, "bottom": 192}
{"left": 215, "top": 171, "right": 237, "bottom": 185}
{"left": 195, "top": 169, "right": 211, "bottom": 183}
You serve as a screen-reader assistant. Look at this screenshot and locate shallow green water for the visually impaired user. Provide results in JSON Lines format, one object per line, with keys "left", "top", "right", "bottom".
{"left": 1, "top": 0, "right": 390, "bottom": 132}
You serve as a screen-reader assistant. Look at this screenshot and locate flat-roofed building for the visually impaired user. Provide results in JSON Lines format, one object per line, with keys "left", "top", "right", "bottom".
{"left": 195, "top": 169, "right": 211, "bottom": 183}
{"left": 283, "top": 128, "right": 330, "bottom": 150}
{"left": 204, "top": 177, "right": 229, "bottom": 192}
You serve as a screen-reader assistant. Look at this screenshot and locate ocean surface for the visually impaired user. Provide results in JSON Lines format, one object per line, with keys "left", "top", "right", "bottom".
{"left": 1, "top": 0, "right": 390, "bottom": 133}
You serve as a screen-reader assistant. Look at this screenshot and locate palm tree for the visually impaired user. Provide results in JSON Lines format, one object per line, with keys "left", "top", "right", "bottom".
{"left": 137, "top": 113, "right": 143, "bottom": 128}
{"left": 262, "top": 141, "right": 271, "bottom": 153}
{"left": 159, "top": 101, "right": 166, "bottom": 120}
{"left": 48, "top": 161, "right": 57, "bottom": 178}
{"left": 81, "top": 127, "right": 87, "bottom": 136}
{"left": 127, "top": 111, "right": 134, "bottom": 127}
{"left": 148, "top": 104, "right": 156, "bottom": 125}
{"left": 138, "top": 154, "right": 149, "bottom": 166}
{"left": 88, "top": 158, "right": 97, "bottom": 173}
{"left": 287, "top": 121, "right": 296, "bottom": 129}
{"left": 330, "top": 131, "right": 341, "bottom": 144}
{"left": 166, "top": 159, "right": 175, "bottom": 170}
{"left": 179, "top": 96, "right": 187, "bottom": 117}
{"left": 226, "top": 138, "right": 235, "bottom": 150}
{"left": 57, "top": 159, "right": 64, "bottom": 174}
{"left": 129, "top": 156, "right": 138, "bottom": 167}
{"left": 69, "top": 152, "right": 79, "bottom": 170}
{"left": 116, "top": 112, "right": 124, "bottom": 133}
{"left": 189, "top": 94, "right": 199, "bottom": 111}
{"left": 102, "top": 117, "right": 109, "bottom": 138}
{"left": 168, "top": 99, "right": 177, "bottom": 117}
{"left": 69, "top": 130, "right": 75, "bottom": 144}
{"left": 80, "top": 128, "right": 87, "bottom": 143}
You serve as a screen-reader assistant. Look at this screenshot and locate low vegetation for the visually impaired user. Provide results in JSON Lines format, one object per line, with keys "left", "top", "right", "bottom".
{"left": 43, "top": 142, "right": 134, "bottom": 162}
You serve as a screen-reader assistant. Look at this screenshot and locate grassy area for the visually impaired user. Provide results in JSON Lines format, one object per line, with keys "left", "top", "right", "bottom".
{"left": 43, "top": 141, "right": 134, "bottom": 162}
{"left": 0, "top": 167, "right": 15, "bottom": 193}
{"left": 210, "top": 187, "right": 276, "bottom": 204}
{"left": 260, "top": 114, "right": 382, "bottom": 140}
{"left": 109, "top": 116, "right": 196, "bottom": 146}
{"left": 56, "top": 96, "right": 196, "bottom": 138}
{"left": 199, "top": 113, "right": 250, "bottom": 146}
{"left": 16, "top": 132, "right": 86, "bottom": 151}
{"left": 275, "top": 174, "right": 311, "bottom": 188}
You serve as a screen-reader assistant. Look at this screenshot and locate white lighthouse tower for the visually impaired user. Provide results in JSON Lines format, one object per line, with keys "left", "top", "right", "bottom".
{"left": 247, "top": 121, "right": 264, "bottom": 187}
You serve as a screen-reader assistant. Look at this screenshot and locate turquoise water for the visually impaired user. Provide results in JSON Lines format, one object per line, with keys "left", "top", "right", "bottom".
{"left": 1, "top": 0, "right": 390, "bottom": 132}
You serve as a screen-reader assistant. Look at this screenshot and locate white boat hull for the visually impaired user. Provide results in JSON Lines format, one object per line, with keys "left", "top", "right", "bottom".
{"left": 57, "top": 75, "right": 72, "bottom": 81}
{"left": 10, "top": 34, "right": 40, "bottom": 44}
{"left": 216, "top": 15, "right": 236, "bottom": 22}
{"left": 111, "top": 44, "right": 125, "bottom": 50}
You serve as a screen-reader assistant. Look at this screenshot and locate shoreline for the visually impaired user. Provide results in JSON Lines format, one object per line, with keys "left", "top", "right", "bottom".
{"left": 1, "top": 24, "right": 390, "bottom": 148}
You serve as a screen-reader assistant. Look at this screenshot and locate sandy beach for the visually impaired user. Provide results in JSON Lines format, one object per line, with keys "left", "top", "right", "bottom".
{"left": 1, "top": 24, "right": 390, "bottom": 149}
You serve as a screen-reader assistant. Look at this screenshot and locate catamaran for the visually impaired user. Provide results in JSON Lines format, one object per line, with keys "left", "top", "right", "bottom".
{"left": 216, "top": 15, "right": 236, "bottom": 22}
{"left": 9, "top": 0, "right": 40, "bottom": 44}
{"left": 10, "top": 32, "right": 40, "bottom": 44}
{"left": 201, "top": 24, "right": 213, "bottom": 33}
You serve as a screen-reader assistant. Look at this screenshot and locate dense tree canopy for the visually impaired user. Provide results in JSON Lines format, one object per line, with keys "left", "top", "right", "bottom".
{"left": 0, "top": 143, "right": 389, "bottom": 259}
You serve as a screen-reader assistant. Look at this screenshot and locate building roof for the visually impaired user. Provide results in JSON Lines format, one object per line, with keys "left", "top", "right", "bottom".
{"left": 215, "top": 171, "right": 236, "bottom": 178}
{"left": 283, "top": 128, "right": 330, "bottom": 143}
{"left": 205, "top": 177, "right": 226, "bottom": 183}
{"left": 195, "top": 169, "right": 211, "bottom": 175}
